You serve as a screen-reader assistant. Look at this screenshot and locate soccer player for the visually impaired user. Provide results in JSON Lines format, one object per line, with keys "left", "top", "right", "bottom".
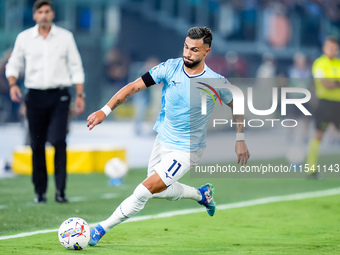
{"left": 86, "top": 26, "right": 250, "bottom": 245}
{"left": 306, "top": 36, "right": 340, "bottom": 178}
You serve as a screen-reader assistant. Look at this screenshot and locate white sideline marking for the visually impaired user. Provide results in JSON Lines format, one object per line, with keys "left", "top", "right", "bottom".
{"left": 68, "top": 196, "right": 87, "bottom": 202}
{"left": 68, "top": 193, "right": 118, "bottom": 202}
{"left": 0, "top": 188, "right": 339, "bottom": 241}
{"left": 101, "top": 193, "right": 118, "bottom": 199}
{"left": 0, "top": 193, "right": 119, "bottom": 209}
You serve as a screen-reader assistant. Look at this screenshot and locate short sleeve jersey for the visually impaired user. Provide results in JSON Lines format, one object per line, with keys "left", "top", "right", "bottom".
{"left": 312, "top": 54, "right": 340, "bottom": 102}
{"left": 148, "top": 58, "right": 232, "bottom": 152}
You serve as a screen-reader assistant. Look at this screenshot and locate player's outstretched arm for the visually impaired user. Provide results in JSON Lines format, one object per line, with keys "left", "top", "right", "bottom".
{"left": 227, "top": 100, "right": 250, "bottom": 165}
{"left": 87, "top": 77, "right": 146, "bottom": 130}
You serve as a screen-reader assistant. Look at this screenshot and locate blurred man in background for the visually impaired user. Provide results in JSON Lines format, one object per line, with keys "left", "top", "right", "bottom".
{"left": 6, "top": 0, "right": 85, "bottom": 203}
{"left": 131, "top": 57, "right": 160, "bottom": 135}
{"left": 287, "top": 52, "right": 313, "bottom": 143}
{"left": 306, "top": 36, "right": 340, "bottom": 178}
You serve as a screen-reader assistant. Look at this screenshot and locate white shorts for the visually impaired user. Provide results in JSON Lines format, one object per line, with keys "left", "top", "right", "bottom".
{"left": 147, "top": 139, "right": 203, "bottom": 186}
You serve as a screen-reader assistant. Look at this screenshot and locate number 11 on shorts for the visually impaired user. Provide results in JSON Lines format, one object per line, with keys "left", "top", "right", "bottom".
{"left": 167, "top": 160, "right": 182, "bottom": 177}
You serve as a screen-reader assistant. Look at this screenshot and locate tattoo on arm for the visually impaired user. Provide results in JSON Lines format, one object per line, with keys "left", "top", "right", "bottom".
{"left": 112, "top": 94, "right": 130, "bottom": 110}
{"left": 112, "top": 85, "right": 143, "bottom": 110}
{"left": 112, "top": 99, "right": 121, "bottom": 110}
{"left": 125, "top": 93, "right": 131, "bottom": 100}
{"left": 233, "top": 114, "right": 245, "bottom": 133}
{"left": 229, "top": 100, "right": 245, "bottom": 133}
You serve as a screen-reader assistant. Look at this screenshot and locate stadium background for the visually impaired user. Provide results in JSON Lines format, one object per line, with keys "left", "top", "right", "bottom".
{"left": 0, "top": 0, "right": 339, "bottom": 165}
{"left": 1, "top": 0, "right": 340, "bottom": 120}
{"left": 0, "top": 1, "right": 338, "bottom": 171}
{"left": 0, "top": 1, "right": 339, "bottom": 254}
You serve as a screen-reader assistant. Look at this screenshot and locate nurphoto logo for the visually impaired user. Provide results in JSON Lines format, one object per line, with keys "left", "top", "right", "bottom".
{"left": 197, "top": 79, "right": 312, "bottom": 128}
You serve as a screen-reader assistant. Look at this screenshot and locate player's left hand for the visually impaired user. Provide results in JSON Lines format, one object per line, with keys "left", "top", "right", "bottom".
{"left": 235, "top": 141, "right": 250, "bottom": 165}
{"left": 87, "top": 110, "right": 106, "bottom": 130}
{"left": 75, "top": 97, "right": 85, "bottom": 115}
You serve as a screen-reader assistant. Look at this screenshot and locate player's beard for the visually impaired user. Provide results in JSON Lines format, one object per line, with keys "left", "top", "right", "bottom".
{"left": 183, "top": 56, "right": 202, "bottom": 68}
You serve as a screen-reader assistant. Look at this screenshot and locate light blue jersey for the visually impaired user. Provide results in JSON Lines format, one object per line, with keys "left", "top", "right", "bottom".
{"left": 149, "top": 58, "right": 232, "bottom": 152}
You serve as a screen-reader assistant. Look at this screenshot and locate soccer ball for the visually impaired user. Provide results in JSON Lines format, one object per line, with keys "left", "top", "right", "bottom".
{"left": 104, "top": 157, "right": 128, "bottom": 179}
{"left": 58, "top": 217, "right": 91, "bottom": 250}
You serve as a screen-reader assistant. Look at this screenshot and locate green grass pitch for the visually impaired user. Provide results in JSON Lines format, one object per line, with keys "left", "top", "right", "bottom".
{"left": 0, "top": 155, "right": 339, "bottom": 254}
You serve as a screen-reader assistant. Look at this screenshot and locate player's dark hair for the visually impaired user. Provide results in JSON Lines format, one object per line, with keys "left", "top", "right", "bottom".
{"left": 324, "top": 36, "right": 338, "bottom": 45}
{"left": 187, "top": 27, "right": 213, "bottom": 47}
{"left": 33, "top": 0, "right": 54, "bottom": 13}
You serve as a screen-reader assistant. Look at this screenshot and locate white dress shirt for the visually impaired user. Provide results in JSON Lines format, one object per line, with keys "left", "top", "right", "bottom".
{"left": 6, "top": 24, "right": 85, "bottom": 89}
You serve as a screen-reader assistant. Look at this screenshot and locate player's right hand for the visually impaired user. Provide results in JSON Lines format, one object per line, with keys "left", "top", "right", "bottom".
{"left": 9, "top": 85, "right": 22, "bottom": 103}
{"left": 87, "top": 110, "right": 106, "bottom": 130}
{"left": 235, "top": 141, "right": 250, "bottom": 165}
